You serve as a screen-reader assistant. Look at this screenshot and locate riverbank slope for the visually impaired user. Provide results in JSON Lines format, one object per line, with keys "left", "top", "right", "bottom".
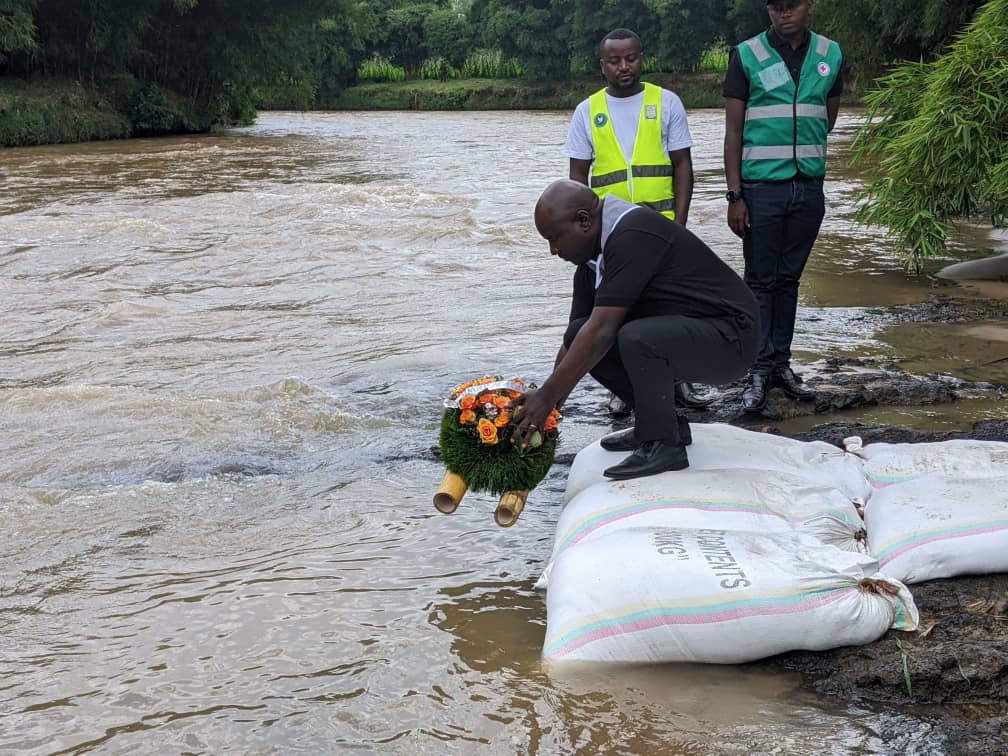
{"left": 1, "top": 72, "right": 730, "bottom": 147}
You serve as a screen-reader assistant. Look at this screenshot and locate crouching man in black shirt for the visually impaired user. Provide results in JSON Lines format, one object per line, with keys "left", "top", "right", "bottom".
{"left": 511, "top": 179, "right": 759, "bottom": 479}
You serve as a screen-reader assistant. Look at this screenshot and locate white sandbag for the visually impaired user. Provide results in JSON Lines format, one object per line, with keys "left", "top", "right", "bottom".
{"left": 565, "top": 423, "right": 869, "bottom": 503}
{"left": 542, "top": 527, "right": 918, "bottom": 665}
{"left": 543, "top": 468, "right": 865, "bottom": 581}
{"left": 864, "top": 475, "right": 1008, "bottom": 583}
{"left": 849, "top": 438, "right": 1008, "bottom": 489}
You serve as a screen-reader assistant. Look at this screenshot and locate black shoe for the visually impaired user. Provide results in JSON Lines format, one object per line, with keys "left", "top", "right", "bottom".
{"left": 741, "top": 373, "right": 769, "bottom": 413}
{"left": 603, "top": 440, "right": 689, "bottom": 480}
{"left": 675, "top": 381, "right": 715, "bottom": 410}
{"left": 600, "top": 417, "right": 692, "bottom": 451}
{"left": 773, "top": 367, "right": 816, "bottom": 401}
{"left": 607, "top": 392, "right": 632, "bottom": 418}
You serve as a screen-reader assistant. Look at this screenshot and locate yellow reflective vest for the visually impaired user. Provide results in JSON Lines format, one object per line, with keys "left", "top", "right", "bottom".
{"left": 588, "top": 82, "right": 676, "bottom": 220}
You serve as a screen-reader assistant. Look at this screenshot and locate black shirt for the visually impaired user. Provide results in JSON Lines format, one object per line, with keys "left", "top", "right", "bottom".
{"left": 722, "top": 27, "right": 844, "bottom": 101}
{"left": 570, "top": 207, "right": 758, "bottom": 325}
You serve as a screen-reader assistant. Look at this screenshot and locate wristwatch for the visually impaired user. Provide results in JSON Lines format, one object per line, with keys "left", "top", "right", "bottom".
{"left": 726, "top": 189, "right": 744, "bottom": 204}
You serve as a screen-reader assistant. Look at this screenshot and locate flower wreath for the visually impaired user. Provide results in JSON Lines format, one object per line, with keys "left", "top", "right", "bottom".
{"left": 435, "top": 376, "right": 561, "bottom": 525}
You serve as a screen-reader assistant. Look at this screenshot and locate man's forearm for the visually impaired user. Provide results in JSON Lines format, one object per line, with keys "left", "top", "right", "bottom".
{"left": 674, "top": 163, "right": 693, "bottom": 225}
{"left": 724, "top": 132, "right": 742, "bottom": 191}
{"left": 540, "top": 316, "right": 618, "bottom": 406}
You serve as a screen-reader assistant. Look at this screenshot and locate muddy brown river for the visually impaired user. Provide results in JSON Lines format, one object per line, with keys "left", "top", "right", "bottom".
{"left": 1, "top": 110, "right": 1006, "bottom": 753}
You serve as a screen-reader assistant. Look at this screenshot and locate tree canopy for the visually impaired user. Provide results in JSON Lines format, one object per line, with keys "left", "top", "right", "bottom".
{"left": 852, "top": 0, "right": 1008, "bottom": 271}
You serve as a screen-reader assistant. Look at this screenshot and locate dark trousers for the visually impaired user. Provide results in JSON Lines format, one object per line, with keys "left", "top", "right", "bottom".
{"left": 565, "top": 314, "right": 758, "bottom": 444}
{"left": 742, "top": 177, "right": 825, "bottom": 375}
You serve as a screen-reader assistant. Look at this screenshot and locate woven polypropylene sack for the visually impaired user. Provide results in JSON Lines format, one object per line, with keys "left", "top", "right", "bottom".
{"left": 565, "top": 424, "right": 869, "bottom": 504}
{"left": 864, "top": 475, "right": 1008, "bottom": 583}
{"left": 543, "top": 527, "right": 917, "bottom": 664}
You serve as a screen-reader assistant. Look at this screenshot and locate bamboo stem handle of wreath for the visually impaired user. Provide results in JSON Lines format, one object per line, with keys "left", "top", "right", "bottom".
{"left": 494, "top": 490, "right": 529, "bottom": 528}
{"left": 434, "top": 471, "right": 468, "bottom": 514}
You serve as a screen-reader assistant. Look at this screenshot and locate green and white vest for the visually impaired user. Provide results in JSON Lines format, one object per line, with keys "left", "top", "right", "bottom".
{"left": 737, "top": 31, "right": 842, "bottom": 181}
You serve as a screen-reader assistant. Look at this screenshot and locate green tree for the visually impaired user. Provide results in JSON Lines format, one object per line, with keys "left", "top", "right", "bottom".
{"left": 815, "top": 0, "right": 983, "bottom": 87}
{"left": 727, "top": 0, "right": 768, "bottom": 44}
{"left": 645, "top": 0, "right": 730, "bottom": 72}
{"left": 852, "top": 0, "right": 1008, "bottom": 271}
{"left": 423, "top": 6, "right": 469, "bottom": 68}
{"left": 0, "top": 0, "right": 38, "bottom": 63}
{"left": 468, "top": 0, "right": 571, "bottom": 79}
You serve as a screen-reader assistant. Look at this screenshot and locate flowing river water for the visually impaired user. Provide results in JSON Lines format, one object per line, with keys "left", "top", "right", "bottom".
{"left": 1, "top": 110, "right": 1006, "bottom": 753}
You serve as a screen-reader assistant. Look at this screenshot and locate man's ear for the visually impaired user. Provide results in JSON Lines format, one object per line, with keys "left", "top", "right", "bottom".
{"left": 575, "top": 208, "right": 592, "bottom": 230}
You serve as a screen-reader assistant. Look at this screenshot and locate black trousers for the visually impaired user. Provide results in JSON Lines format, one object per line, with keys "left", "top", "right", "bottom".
{"left": 565, "top": 313, "right": 758, "bottom": 444}
{"left": 742, "top": 177, "right": 826, "bottom": 374}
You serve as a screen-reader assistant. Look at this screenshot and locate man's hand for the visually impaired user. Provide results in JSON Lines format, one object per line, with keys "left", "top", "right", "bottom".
{"left": 509, "top": 389, "right": 557, "bottom": 449}
{"left": 727, "top": 198, "right": 750, "bottom": 239}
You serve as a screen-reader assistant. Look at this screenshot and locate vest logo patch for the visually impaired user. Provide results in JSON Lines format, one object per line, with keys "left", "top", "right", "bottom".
{"left": 818, "top": 61, "right": 831, "bottom": 77}
{"left": 645, "top": 104, "right": 657, "bottom": 120}
{"left": 594, "top": 113, "right": 608, "bottom": 128}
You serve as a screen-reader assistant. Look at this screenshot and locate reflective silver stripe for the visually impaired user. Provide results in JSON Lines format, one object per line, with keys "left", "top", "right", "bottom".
{"left": 742, "top": 144, "right": 827, "bottom": 160}
{"left": 641, "top": 199, "right": 676, "bottom": 213}
{"left": 816, "top": 34, "right": 831, "bottom": 56}
{"left": 631, "top": 164, "right": 674, "bottom": 178}
{"left": 590, "top": 169, "right": 627, "bottom": 189}
{"left": 746, "top": 104, "right": 828, "bottom": 121}
{"left": 744, "top": 36, "right": 771, "bottom": 63}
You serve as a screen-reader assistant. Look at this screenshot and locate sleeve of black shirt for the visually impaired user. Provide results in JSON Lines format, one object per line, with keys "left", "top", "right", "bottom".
{"left": 722, "top": 47, "right": 749, "bottom": 101}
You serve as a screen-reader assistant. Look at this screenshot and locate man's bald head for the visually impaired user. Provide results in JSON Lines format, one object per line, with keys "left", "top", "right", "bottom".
{"left": 534, "top": 180, "right": 601, "bottom": 265}
{"left": 535, "top": 179, "right": 599, "bottom": 220}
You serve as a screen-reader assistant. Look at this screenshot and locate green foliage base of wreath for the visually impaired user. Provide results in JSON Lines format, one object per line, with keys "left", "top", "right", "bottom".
{"left": 439, "top": 410, "right": 557, "bottom": 496}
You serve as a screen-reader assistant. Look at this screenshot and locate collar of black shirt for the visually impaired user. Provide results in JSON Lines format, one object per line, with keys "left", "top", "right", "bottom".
{"left": 766, "top": 26, "right": 810, "bottom": 53}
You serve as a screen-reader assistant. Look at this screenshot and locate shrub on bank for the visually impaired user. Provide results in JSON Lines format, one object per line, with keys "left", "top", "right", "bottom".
{"left": 0, "top": 80, "right": 130, "bottom": 146}
{"left": 0, "top": 77, "right": 223, "bottom": 147}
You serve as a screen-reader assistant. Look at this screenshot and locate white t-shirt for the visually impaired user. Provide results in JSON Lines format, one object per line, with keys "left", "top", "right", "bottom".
{"left": 563, "top": 88, "right": 693, "bottom": 163}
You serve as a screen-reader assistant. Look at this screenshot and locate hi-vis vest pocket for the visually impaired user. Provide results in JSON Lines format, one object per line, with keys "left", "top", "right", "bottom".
{"left": 758, "top": 62, "right": 791, "bottom": 91}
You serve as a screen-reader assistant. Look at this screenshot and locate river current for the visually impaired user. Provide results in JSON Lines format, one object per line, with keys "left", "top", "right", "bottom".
{"left": 1, "top": 110, "right": 1006, "bottom": 753}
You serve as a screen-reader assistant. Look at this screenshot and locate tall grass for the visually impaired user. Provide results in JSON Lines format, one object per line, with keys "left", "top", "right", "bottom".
{"left": 358, "top": 55, "right": 406, "bottom": 83}
{"left": 461, "top": 49, "right": 523, "bottom": 79}
{"left": 643, "top": 57, "right": 673, "bottom": 74}
{"left": 418, "top": 57, "right": 459, "bottom": 80}
{"left": 696, "top": 46, "right": 730, "bottom": 72}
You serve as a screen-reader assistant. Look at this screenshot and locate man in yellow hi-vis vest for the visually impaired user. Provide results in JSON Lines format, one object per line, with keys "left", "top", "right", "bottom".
{"left": 565, "top": 28, "right": 711, "bottom": 416}
{"left": 724, "top": 0, "right": 843, "bottom": 413}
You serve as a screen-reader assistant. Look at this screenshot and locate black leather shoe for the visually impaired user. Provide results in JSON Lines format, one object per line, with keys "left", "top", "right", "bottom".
{"left": 741, "top": 373, "right": 769, "bottom": 413}
{"left": 603, "top": 440, "right": 689, "bottom": 480}
{"left": 600, "top": 417, "right": 692, "bottom": 452}
{"left": 607, "top": 392, "right": 632, "bottom": 418}
{"left": 773, "top": 367, "right": 816, "bottom": 401}
{"left": 675, "top": 381, "right": 715, "bottom": 409}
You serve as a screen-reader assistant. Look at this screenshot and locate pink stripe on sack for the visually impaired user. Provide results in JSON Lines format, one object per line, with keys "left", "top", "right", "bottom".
{"left": 878, "top": 523, "right": 1008, "bottom": 566}
{"left": 546, "top": 589, "right": 849, "bottom": 660}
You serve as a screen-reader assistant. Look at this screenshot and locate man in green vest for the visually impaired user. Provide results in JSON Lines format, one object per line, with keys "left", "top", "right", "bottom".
{"left": 565, "top": 28, "right": 712, "bottom": 416}
{"left": 723, "top": 0, "right": 843, "bottom": 412}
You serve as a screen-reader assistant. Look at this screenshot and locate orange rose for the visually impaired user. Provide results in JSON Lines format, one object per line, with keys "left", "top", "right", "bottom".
{"left": 494, "top": 411, "right": 510, "bottom": 428}
{"left": 477, "top": 418, "right": 498, "bottom": 445}
{"left": 544, "top": 415, "right": 558, "bottom": 432}
{"left": 493, "top": 394, "right": 510, "bottom": 409}
{"left": 478, "top": 392, "right": 494, "bottom": 406}
{"left": 507, "top": 390, "right": 521, "bottom": 399}
{"left": 459, "top": 409, "right": 476, "bottom": 425}
{"left": 459, "top": 394, "right": 477, "bottom": 410}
